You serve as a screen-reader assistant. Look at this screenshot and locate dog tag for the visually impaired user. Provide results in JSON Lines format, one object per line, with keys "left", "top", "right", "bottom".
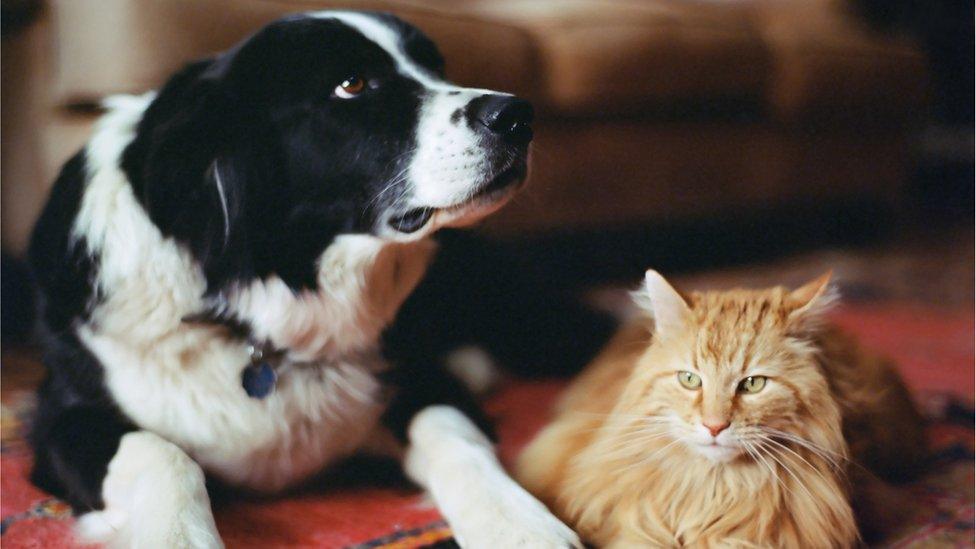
{"left": 242, "top": 361, "right": 277, "bottom": 399}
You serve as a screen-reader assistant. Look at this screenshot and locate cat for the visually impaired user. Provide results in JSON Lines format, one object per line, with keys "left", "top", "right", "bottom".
{"left": 516, "top": 270, "right": 926, "bottom": 548}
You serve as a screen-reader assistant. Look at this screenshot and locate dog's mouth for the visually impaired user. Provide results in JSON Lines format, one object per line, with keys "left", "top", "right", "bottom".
{"left": 388, "top": 164, "right": 526, "bottom": 234}
{"left": 388, "top": 208, "right": 436, "bottom": 234}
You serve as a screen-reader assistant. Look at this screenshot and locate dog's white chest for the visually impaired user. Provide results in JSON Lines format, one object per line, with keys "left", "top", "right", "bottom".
{"left": 196, "top": 358, "right": 387, "bottom": 491}
{"left": 82, "top": 326, "right": 387, "bottom": 492}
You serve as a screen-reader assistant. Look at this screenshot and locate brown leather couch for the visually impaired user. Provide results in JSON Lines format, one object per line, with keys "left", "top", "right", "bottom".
{"left": 0, "top": 0, "right": 928, "bottom": 255}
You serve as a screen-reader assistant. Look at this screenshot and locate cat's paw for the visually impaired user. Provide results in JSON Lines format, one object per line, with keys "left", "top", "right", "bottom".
{"left": 449, "top": 480, "right": 582, "bottom": 549}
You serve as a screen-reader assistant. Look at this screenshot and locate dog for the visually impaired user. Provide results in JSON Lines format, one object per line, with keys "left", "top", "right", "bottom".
{"left": 27, "top": 11, "right": 585, "bottom": 548}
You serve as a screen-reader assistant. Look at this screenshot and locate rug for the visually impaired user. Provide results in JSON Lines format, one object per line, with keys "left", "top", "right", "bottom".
{"left": 1, "top": 303, "right": 973, "bottom": 548}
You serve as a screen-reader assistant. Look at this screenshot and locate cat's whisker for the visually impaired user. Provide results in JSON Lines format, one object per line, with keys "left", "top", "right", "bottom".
{"left": 615, "top": 439, "right": 683, "bottom": 472}
{"left": 602, "top": 439, "right": 679, "bottom": 473}
{"left": 592, "top": 418, "right": 668, "bottom": 434}
{"left": 600, "top": 444, "right": 671, "bottom": 462}
{"left": 759, "top": 436, "right": 838, "bottom": 490}
{"left": 566, "top": 419, "right": 648, "bottom": 435}
{"left": 742, "top": 440, "right": 788, "bottom": 500}
{"left": 757, "top": 443, "right": 819, "bottom": 505}
{"left": 605, "top": 423, "right": 672, "bottom": 438}
{"left": 562, "top": 416, "right": 673, "bottom": 437}
{"left": 740, "top": 429, "right": 834, "bottom": 504}
{"left": 774, "top": 437, "right": 872, "bottom": 478}
{"left": 743, "top": 426, "right": 842, "bottom": 471}
{"left": 760, "top": 427, "right": 842, "bottom": 456}
{"left": 612, "top": 420, "right": 674, "bottom": 433}
{"left": 598, "top": 419, "right": 672, "bottom": 437}
{"left": 759, "top": 428, "right": 846, "bottom": 470}
{"left": 566, "top": 411, "right": 673, "bottom": 422}
{"left": 599, "top": 432, "right": 675, "bottom": 457}
{"left": 751, "top": 443, "right": 804, "bottom": 502}
{"left": 774, "top": 437, "right": 844, "bottom": 468}
{"left": 611, "top": 433, "right": 670, "bottom": 448}
{"left": 776, "top": 439, "right": 842, "bottom": 471}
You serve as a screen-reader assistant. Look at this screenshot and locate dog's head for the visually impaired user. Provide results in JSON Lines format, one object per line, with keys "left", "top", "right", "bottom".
{"left": 122, "top": 11, "right": 533, "bottom": 289}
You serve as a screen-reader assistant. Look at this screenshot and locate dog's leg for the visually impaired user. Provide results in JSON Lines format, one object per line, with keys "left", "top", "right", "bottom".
{"left": 74, "top": 431, "right": 222, "bottom": 549}
{"left": 403, "top": 405, "right": 581, "bottom": 549}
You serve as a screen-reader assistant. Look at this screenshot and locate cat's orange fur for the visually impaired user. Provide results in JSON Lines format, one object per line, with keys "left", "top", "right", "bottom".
{"left": 517, "top": 271, "right": 925, "bottom": 548}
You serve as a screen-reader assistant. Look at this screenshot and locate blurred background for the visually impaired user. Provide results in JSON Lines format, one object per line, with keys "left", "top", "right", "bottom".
{"left": 2, "top": 0, "right": 972, "bottom": 326}
{"left": 0, "top": 1, "right": 972, "bottom": 546}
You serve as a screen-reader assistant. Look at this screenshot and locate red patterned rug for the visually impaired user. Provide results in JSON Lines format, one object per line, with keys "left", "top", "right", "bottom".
{"left": 2, "top": 303, "right": 973, "bottom": 548}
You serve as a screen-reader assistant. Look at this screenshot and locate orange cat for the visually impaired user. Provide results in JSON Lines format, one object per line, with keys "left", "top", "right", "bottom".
{"left": 517, "top": 271, "right": 926, "bottom": 548}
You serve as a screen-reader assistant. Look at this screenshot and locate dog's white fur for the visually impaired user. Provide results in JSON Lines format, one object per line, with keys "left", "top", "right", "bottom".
{"left": 69, "top": 12, "right": 579, "bottom": 548}
{"left": 406, "top": 407, "right": 581, "bottom": 549}
{"left": 75, "top": 432, "right": 221, "bottom": 548}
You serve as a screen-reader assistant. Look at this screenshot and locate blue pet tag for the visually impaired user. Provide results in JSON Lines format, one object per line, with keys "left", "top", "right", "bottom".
{"left": 242, "top": 361, "right": 277, "bottom": 399}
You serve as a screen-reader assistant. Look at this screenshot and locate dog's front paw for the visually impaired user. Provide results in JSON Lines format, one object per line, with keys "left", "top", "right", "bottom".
{"left": 74, "top": 432, "right": 223, "bottom": 549}
{"left": 449, "top": 480, "right": 582, "bottom": 549}
{"left": 75, "top": 508, "right": 223, "bottom": 549}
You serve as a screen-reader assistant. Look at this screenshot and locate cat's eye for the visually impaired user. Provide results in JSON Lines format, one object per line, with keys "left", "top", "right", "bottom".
{"left": 677, "top": 371, "right": 702, "bottom": 390}
{"left": 738, "top": 376, "right": 767, "bottom": 394}
{"left": 334, "top": 76, "right": 366, "bottom": 99}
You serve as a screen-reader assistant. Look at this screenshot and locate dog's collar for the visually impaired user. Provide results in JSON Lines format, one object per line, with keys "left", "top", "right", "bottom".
{"left": 242, "top": 342, "right": 287, "bottom": 399}
{"left": 182, "top": 311, "right": 288, "bottom": 400}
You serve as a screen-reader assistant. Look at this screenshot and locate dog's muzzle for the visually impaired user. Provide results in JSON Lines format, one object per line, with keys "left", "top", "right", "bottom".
{"left": 388, "top": 95, "right": 535, "bottom": 234}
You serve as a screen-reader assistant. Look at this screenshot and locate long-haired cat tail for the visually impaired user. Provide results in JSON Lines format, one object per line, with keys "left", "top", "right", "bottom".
{"left": 516, "top": 270, "right": 927, "bottom": 548}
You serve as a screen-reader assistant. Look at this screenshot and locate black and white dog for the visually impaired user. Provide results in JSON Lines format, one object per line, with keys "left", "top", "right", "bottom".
{"left": 27, "top": 11, "right": 588, "bottom": 548}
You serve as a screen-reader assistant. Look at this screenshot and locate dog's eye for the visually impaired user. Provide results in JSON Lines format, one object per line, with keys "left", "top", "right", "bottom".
{"left": 334, "top": 76, "right": 366, "bottom": 99}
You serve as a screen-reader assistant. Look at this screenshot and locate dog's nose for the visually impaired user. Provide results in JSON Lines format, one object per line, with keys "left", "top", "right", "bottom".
{"left": 469, "top": 95, "right": 534, "bottom": 146}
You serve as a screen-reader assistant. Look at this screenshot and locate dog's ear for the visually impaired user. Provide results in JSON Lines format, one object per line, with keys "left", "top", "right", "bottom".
{"left": 120, "top": 55, "right": 279, "bottom": 288}
{"left": 120, "top": 18, "right": 362, "bottom": 290}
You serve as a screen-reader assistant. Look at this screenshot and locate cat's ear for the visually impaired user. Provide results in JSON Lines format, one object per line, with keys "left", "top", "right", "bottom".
{"left": 638, "top": 270, "right": 692, "bottom": 338}
{"left": 787, "top": 271, "right": 838, "bottom": 332}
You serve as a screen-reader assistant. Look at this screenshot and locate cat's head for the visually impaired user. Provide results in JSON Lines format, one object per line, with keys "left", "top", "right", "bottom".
{"left": 623, "top": 270, "right": 842, "bottom": 465}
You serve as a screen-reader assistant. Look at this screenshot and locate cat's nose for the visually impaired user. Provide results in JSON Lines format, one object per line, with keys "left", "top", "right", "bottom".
{"left": 703, "top": 421, "right": 730, "bottom": 437}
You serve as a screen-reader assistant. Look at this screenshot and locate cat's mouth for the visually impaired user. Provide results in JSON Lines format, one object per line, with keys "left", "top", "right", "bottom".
{"left": 690, "top": 441, "right": 743, "bottom": 462}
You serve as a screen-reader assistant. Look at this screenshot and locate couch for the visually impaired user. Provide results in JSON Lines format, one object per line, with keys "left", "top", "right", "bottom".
{"left": 0, "top": 0, "right": 928, "bottom": 255}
